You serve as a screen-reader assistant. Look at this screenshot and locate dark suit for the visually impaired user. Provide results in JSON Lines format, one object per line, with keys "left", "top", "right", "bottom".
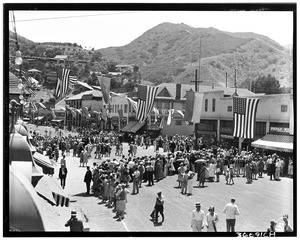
{"left": 59, "top": 167, "right": 68, "bottom": 189}
{"left": 84, "top": 169, "right": 92, "bottom": 194}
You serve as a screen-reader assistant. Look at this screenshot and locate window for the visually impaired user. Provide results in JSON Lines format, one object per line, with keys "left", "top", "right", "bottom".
{"left": 255, "top": 122, "right": 266, "bottom": 135}
{"left": 175, "top": 120, "right": 182, "bottom": 125}
{"left": 281, "top": 105, "right": 288, "bottom": 112}
{"left": 212, "top": 99, "right": 216, "bottom": 112}
{"left": 227, "top": 106, "right": 232, "bottom": 112}
{"left": 124, "top": 104, "right": 128, "bottom": 113}
{"left": 164, "top": 101, "right": 170, "bottom": 109}
{"left": 205, "top": 99, "right": 208, "bottom": 111}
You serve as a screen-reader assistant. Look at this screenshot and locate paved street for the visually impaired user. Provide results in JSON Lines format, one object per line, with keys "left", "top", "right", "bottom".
{"left": 52, "top": 144, "right": 293, "bottom": 233}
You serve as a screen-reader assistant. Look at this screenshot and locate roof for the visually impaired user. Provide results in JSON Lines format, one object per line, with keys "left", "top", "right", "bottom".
{"left": 66, "top": 90, "right": 103, "bottom": 101}
{"left": 155, "top": 83, "right": 256, "bottom": 100}
{"left": 54, "top": 55, "right": 68, "bottom": 59}
{"left": 116, "top": 64, "right": 133, "bottom": 68}
{"left": 54, "top": 98, "right": 66, "bottom": 110}
{"left": 9, "top": 72, "right": 30, "bottom": 95}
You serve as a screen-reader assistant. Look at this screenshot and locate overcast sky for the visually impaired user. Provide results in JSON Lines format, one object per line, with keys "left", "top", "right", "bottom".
{"left": 9, "top": 9, "right": 293, "bottom": 50}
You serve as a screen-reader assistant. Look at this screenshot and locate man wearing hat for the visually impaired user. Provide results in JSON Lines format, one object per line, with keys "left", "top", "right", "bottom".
{"left": 191, "top": 202, "right": 205, "bottom": 232}
{"left": 223, "top": 198, "right": 240, "bottom": 232}
{"left": 65, "top": 211, "right": 84, "bottom": 232}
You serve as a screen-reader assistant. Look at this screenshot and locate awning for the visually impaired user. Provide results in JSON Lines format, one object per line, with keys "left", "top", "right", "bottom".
{"left": 35, "top": 175, "right": 70, "bottom": 207}
{"left": 251, "top": 133, "right": 293, "bottom": 152}
{"left": 33, "top": 152, "right": 54, "bottom": 175}
{"left": 121, "top": 121, "right": 138, "bottom": 132}
{"left": 129, "top": 121, "right": 146, "bottom": 133}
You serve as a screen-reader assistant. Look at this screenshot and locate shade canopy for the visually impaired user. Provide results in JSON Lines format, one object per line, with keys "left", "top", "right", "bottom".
{"left": 251, "top": 133, "right": 293, "bottom": 152}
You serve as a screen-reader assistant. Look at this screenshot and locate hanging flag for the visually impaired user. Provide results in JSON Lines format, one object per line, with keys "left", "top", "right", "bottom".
{"left": 69, "top": 75, "right": 78, "bottom": 88}
{"left": 77, "top": 81, "right": 94, "bottom": 90}
{"left": 176, "top": 109, "right": 184, "bottom": 118}
{"left": 51, "top": 109, "right": 56, "bottom": 119}
{"left": 54, "top": 78, "right": 61, "bottom": 98}
{"left": 167, "top": 109, "right": 174, "bottom": 125}
{"left": 233, "top": 97, "right": 260, "bottom": 139}
{"left": 102, "top": 109, "right": 107, "bottom": 122}
{"left": 97, "top": 76, "right": 111, "bottom": 104}
{"left": 69, "top": 107, "right": 77, "bottom": 118}
{"left": 153, "top": 107, "right": 160, "bottom": 123}
{"left": 126, "top": 96, "right": 137, "bottom": 112}
{"left": 61, "top": 68, "right": 71, "bottom": 97}
{"left": 159, "top": 116, "right": 164, "bottom": 129}
{"left": 81, "top": 106, "right": 91, "bottom": 118}
{"left": 136, "top": 84, "right": 158, "bottom": 123}
{"left": 183, "top": 90, "right": 204, "bottom": 123}
{"left": 75, "top": 108, "right": 82, "bottom": 115}
{"left": 37, "top": 102, "right": 46, "bottom": 109}
{"left": 26, "top": 87, "right": 37, "bottom": 98}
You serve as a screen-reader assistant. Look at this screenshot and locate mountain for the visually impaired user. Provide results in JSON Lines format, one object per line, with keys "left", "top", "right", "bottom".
{"left": 98, "top": 22, "right": 292, "bottom": 87}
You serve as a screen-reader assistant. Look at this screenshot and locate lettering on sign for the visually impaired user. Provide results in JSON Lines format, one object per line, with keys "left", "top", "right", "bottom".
{"left": 270, "top": 127, "right": 290, "bottom": 133}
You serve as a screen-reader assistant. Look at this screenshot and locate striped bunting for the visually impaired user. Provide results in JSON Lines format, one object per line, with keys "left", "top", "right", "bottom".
{"left": 69, "top": 75, "right": 78, "bottom": 88}
{"left": 233, "top": 97, "right": 260, "bottom": 139}
{"left": 54, "top": 78, "right": 61, "bottom": 99}
{"left": 61, "top": 68, "right": 71, "bottom": 97}
{"left": 136, "top": 85, "right": 158, "bottom": 123}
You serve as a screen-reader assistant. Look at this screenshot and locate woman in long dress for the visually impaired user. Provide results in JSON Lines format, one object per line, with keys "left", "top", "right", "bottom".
{"left": 206, "top": 206, "right": 219, "bottom": 232}
{"left": 177, "top": 163, "right": 186, "bottom": 188}
{"left": 187, "top": 171, "right": 195, "bottom": 195}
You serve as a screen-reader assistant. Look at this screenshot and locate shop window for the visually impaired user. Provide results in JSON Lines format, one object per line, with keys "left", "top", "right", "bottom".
{"left": 124, "top": 104, "right": 128, "bottom": 113}
{"left": 212, "top": 99, "right": 216, "bottom": 112}
{"left": 175, "top": 120, "right": 182, "bottom": 125}
{"left": 227, "top": 106, "right": 232, "bottom": 112}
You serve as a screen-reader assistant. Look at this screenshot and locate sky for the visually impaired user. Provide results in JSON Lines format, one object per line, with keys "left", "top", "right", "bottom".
{"left": 9, "top": 9, "right": 294, "bottom": 50}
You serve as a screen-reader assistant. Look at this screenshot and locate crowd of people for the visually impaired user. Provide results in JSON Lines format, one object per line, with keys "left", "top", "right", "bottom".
{"left": 27, "top": 125, "right": 293, "bottom": 232}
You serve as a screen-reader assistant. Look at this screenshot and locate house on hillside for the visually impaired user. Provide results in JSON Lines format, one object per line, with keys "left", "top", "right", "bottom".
{"left": 116, "top": 64, "right": 134, "bottom": 73}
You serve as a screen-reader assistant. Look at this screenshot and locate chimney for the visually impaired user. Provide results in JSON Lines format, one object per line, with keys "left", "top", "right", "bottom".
{"left": 175, "top": 84, "right": 181, "bottom": 100}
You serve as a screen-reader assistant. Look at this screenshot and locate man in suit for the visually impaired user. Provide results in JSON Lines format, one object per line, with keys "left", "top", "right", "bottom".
{"left": 65, "top": 211, "right": 84, "bottom": 232}
{"left": 84, "top": 166, "right": 92, "bottom": 195}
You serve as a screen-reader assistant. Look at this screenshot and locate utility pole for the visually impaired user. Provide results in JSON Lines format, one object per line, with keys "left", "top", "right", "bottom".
{"left": 225, "top": 72, "right": 228, "bottom": 88}
{"left": 234, "top": 69, "right": 237, "bottom": 94}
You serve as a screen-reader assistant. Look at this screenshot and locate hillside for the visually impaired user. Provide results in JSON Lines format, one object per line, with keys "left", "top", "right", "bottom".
{"left": 99, "top": 22, "right": 292, "bottom": 87}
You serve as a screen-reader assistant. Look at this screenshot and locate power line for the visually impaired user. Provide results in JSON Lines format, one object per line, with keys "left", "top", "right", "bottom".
{"left": 10, "top": 11, "right": 139, "bottom": 23}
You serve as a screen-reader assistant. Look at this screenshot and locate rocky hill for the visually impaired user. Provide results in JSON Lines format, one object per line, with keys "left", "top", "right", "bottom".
{"left": 9, "top": 22, "right": 293, "bottom": 89}
{"left": 99, "top": 22, "right": 292, "bottom": 87}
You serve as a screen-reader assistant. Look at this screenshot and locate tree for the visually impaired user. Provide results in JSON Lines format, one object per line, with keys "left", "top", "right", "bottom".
{"left": 253, "top": 74, "right": 282, "bottom": 94}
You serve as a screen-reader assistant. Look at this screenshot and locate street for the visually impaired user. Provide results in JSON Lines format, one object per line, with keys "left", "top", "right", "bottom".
{"left": 58, "top": 144, "right": 293, "bottom": 233}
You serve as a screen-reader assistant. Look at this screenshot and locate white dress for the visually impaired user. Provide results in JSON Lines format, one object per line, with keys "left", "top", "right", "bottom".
{"left": 187, "top": 171, "right": 195, "bottom": 194}
{"left": 206, "top": 212, "right": 219, "bottom": 232}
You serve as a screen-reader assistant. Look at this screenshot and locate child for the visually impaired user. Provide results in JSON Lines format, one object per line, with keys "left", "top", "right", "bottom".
{"left": 228, "top": 166, "right": 235, "bottom": 185}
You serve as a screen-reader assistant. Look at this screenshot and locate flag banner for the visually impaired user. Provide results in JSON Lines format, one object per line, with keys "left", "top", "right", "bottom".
{"left": 110, "top": 91, "right": 127, "bottom": 98}
{"left": 77, "top": 81, "right": 94, "bottom": 90}
{"left": 81, "top": 106, "right": 91, "bottom": 118}
{"left": 97, "top": 76, "right": 111, "bottom": 104}
{"left": 153, "top": 107, "right": 160, "bottom": 123}
{"left": 159, "top": 115, "right": 164, "bottom": 129}
{"left": 75, "top": 108, "right": 82, "bottom": 115}
{"left": 26, "top": 87, "right": 37, "bottom": 98}
{"left": 38, "top": 102, "right": 46, "bottom": 109}
{"left": 233, "top": 97, "right": 260, "bottom": 139}
{"left": 118, "top": 109, "right": 123, "bottom": 119}
{"left": 92, "top": 85, "right": 102, "bottom": 91}
{"left": 167, "top": 109, "right": 174, "bottom": 125}
{"left": 126, "top": 96, "right": 137, "bottom": 112}
{"left": 183, "top": 90, "right": 204, "bottom": 123}
{"left": 136, "top": 85, "right": 158, "bottom": 123}
{"left": 101, "top": 110, "right": 107, "bottom": 122}
{"left": 69, "top": 75, "right": 78, "bottom": 88}
{"left": 54, "top": 78, "right": 61, "bottom": 98}
{"left": 69, "top": 107, "right": 77, "bottom": 118}
{"left": 176, "top": 109, "right": 184, "bottom": 118}
{"left": 61, "top": 68, "right": 71, "bottom": 97}
{"left": 51, "top": 109, "right": 56, "bottom": 119}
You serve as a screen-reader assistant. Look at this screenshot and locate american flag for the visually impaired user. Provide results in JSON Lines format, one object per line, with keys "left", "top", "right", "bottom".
{"left": 54, "top": 78, "right": 61, "bottom": 98}
{"left": 69, "top": 75, "right": 78, "bottom": 88}
{"left": 136, "top": 85, "right": 158, "bottom": 123}
{"left": 61, "top": 68, "right": 71, "bottom": 97}
{"left": 26, "top": 87, "right": 37, "bottom": 98}
{"left": 233, "top": 97, "right": 260, "bottom": 139}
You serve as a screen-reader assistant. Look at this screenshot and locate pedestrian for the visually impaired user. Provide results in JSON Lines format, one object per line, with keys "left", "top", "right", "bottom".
{"left": 83, "top": 166, "right": 92, "bottom": 195}
{"left": 223, "top": 198, "right": 240, "bottom": 232}
{"left": 115, "top": 184, "right": 130, "bottom": 221}
{"left": 269, "top": 159, "right": 276, "bottom": 181}
{"left": 154, "top": 190, "right": 164, "bottom": 223}
{"left": 267, "top": 220, "right": 276, "bottom": 232}
{"left": 138, "top": 162, "right": 145, "bottom": 188}
{"left": 146, "top": 162, "right": 154, "bottom": 186}
{"left": 79, "top": 150, "right": 84, "bottom": 167}
{"left": 186, "top": 170, "right": 195, "bottom": 196}
{"left": 181, "top": 169, "right": 189, "bottom": 194}
{"left": 206, "top": 206, "right": 219, "bottom": 232}
{"left": 65, "top": 211, "right": 84, "bottom": 232}
{"left": 132, "top": 167, "right": 140, "bottom": 194}
{"left": 258, "top": 157, "right": 264, "bottom": 178}
{"left": 282, "top": 214, "right": 293, "bottom": 232}
{"left": 60, "top": 154, "right": 66, "bottom": 166}
{"left": 275, "top": 159, "right": 281, "bottom": 180}
{"left": 177, "top": 163, "right": 186, "bottom": 188}
{"left": 58, "top": 164, "right": 68, "bottom": 189}
{"left": 228, "top": 166, "right": 234, "bottom": 185}
{"left": 191, "top": 202, "right": 205, "bottom": 232}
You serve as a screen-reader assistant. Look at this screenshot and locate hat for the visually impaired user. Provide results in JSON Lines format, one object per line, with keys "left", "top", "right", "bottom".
{"left": 157, "top": 190, "right": 162, "bottom": 195}
{"left": 270, "top": 220, "right": 276, "bottom": 225}
{"left": 283, "top": 214, "right": 288, "bottom": 219}
{"left": 71, "top": 211, "right": 77, "bottom": 216}
{"left": 208, "top": 206, "right": 215, "bottom": 211}
{"left": 231, "top": 197, "right": 236, "bottom": 202}
{"left": 195, "top": 202, "right": 201, "bottom": 207}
